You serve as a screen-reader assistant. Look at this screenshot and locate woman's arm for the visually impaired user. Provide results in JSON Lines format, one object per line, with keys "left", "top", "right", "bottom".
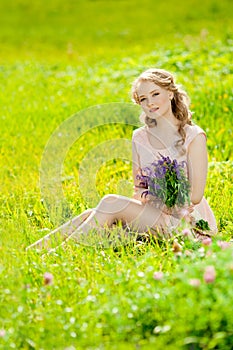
{"left": 187, "top": 133, "right": 208, "bottom": 205}
{"left": 132, "top": 140, "right": 147, "bottom": 202}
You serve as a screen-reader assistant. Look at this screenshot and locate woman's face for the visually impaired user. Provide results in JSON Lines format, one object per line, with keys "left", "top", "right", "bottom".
{"left": 137, "top": 80, "right": 173, "bottom": 120}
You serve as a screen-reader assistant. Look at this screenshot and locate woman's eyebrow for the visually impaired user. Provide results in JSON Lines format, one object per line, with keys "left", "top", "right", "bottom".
{"left": 149, "top": 89, "right": 159, "bottom": 94}
{"left": 139, "top": 89, "right": 159, "bottom": 98}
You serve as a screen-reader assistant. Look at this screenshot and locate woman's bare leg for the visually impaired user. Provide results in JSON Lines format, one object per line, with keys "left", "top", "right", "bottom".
{"left": 69, "top": 194, "right": 166, "bottom": 244}
{"left": 26, "top": 209, "right": 93, "bottom": 250}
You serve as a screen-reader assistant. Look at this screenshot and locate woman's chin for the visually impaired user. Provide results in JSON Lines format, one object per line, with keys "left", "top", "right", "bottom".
{"left": 149, "top": 112, "right": 160, "bottom": 119}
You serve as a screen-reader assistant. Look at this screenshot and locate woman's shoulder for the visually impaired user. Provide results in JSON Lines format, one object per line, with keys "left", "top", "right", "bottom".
{"left": 184, "top": 123, "right": 205, "bottom": 134}
{"left": 184, "top": 123, "right": 206, "bottom": 146}
{"left": 132, "top": 126, "right": 146, "bottom": 142}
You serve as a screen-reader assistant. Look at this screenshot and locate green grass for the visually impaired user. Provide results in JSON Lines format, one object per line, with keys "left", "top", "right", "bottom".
{"left": 0, "top": 0, "right": 233, "bottom": 348}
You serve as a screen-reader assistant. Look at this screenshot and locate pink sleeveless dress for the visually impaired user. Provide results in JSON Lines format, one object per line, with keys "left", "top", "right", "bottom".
{"left": 132, "top": 124, "right": 217, "bottom": 234}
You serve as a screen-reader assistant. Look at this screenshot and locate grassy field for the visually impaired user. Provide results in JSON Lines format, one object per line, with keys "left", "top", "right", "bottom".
{"left": 0, "top": 0, "right": 233, "bottom": 349}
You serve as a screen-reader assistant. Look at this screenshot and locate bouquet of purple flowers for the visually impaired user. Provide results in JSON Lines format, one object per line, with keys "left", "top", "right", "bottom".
{"left": 137, "top": 154, "right": 191, "bottom": 208}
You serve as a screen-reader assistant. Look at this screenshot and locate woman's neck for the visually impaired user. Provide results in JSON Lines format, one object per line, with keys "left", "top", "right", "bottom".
{"left": 149, "top": 113, "right": 179, "bottom": 134}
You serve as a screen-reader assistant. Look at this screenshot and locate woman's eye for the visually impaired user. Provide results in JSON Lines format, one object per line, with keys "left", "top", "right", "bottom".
{"left": 140, "top": 98, "right": 146, "bottom": 102}
{"left": 152, "top": 93, "right": 159, "bottom": 97}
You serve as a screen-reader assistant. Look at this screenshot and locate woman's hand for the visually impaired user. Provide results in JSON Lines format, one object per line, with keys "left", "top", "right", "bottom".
{"left": 133, "top": 188, "right": 149, "bottom": 203}
{"left": 133, "top": 189, "right": 164, "bottom": 208}
{"left": 133, "top": 187, "right": 159, "bottom": 204}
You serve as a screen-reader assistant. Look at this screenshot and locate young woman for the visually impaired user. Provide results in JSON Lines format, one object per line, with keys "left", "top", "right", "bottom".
{"left": 27, "top": 68, "right": 217, "bottom": 250}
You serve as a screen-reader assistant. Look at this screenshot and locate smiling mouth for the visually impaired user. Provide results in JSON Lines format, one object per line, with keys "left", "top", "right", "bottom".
{"left": 149, "top": 107, "right": 159, "bottom": 113}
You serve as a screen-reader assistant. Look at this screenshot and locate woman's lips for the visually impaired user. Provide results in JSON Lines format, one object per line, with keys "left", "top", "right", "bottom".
{"left": 149, "top": 107, "right": 159, "bottom": 113}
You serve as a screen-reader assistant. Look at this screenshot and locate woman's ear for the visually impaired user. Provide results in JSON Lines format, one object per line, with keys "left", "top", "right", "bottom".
{"left": 169, "top": 92, "right": 174, "bottom": 100}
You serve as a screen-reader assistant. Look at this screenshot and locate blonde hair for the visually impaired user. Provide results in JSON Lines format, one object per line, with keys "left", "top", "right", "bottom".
{"left": 131, "top": 68, "right": 193, "bottom": 147}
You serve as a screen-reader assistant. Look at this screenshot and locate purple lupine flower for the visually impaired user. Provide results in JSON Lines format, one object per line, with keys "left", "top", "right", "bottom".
{"left": 144, "top": 166, "right": 153, "bottom": 176}
{"left": 151, "top": 161, "right": 158, "bottom": 167}
{"left": 136, "top": 174, "right": 148, "bottom": 181}
{"left": 159, "top": 154, "right": 171, "bottom": 165}
{"left": 180, "top": 160, "right": 187, "bottom": 168}
{"left": 171, "top": 160, "right": 181, "bottom": 179}
{"left": 175, "top": 169, "right": 181, "bottom": 179}
{"left": 136, "top": 154, "right": 190, "bottom": 208}
{"left": 154, "top": 166, "right": 166, "bottom": 179}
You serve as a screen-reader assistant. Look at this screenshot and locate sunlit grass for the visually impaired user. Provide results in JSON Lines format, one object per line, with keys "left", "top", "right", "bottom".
{"left": 0, "top": 0, "right": 233, "bottom": 348}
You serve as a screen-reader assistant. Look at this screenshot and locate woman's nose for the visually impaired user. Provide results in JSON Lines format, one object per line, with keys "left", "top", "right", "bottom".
{"left": 147, "top": 99, "right": 154, "bottom": 107}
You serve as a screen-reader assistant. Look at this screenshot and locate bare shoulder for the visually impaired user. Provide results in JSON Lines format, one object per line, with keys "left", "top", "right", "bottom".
{"left": 132, "top": 126, "right": 146, "bottom": 140}
{"left": 184, "top": 123, "right": 207, "bottom": 149}
{"left": 189, "top": 133, "right": 207, "bottom": 152}
{"left": 184, "top": 123, "right": 206, "bottom": 135}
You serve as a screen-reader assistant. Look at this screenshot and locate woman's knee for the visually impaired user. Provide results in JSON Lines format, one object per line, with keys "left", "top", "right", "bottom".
{"left": 97, "top": 194, "right": 128, "bottom": 214}
{"left": 97, "top": 194, "right": 120, "bottom": 209}
{"left": 101, "top": 194, "right": 119, "bottom": 203}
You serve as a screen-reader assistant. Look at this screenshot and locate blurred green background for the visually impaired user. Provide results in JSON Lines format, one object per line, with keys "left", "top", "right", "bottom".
{"left": 0, "top": 0, "right": 232, "bottom": 61}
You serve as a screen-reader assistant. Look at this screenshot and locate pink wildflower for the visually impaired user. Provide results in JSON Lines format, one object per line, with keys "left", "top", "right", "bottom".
{"left": 44, "top": 272, "right": 54, "bottom": 286}
{"left": 153, "top": 271, "right": 164, "bottom": 280}
{"left": 0, "top": 329, "right": 6, "bottom": 337}
{"left": 202, "top": 237, "right": 212, "bottom": 246}
{"left": 189, "top": 279, "right": 201, "bottom": 287}
{"left": 182, "top": 228, "right": 192, "bottom": 238}
{"left": 204, "top": 266, "right": 216, "bottom": 284}
{"left": 206, "top": 250, "right": 213, "bottom": 257}
{"left": 217, "top": 240, "right": 231, "bottom": 250}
